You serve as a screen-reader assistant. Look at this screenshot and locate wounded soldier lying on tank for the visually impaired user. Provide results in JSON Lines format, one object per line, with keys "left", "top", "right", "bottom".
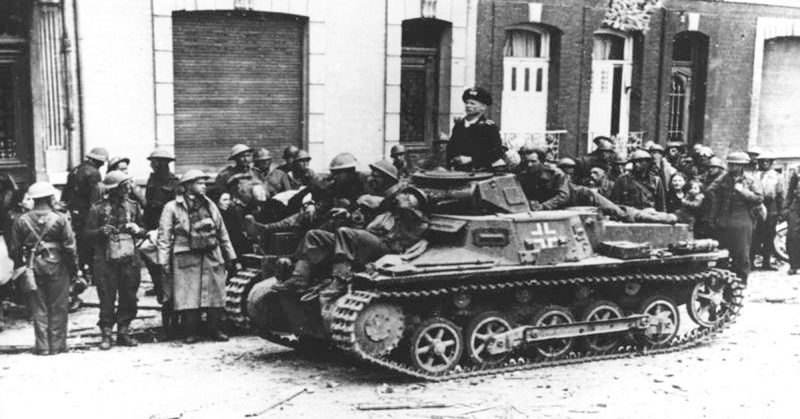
{"left": 566, "top": 184, "right": 679, "bottom": 224}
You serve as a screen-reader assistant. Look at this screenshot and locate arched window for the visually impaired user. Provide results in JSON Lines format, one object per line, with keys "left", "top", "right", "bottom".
{"left": 669, "top": 31, "right": 708, "bottom": 145}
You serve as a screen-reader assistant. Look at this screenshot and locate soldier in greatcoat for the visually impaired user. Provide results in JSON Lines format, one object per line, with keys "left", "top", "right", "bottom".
{"left": 157, "top": 170, "right": 237, "bottom": 344}
{"left": 11, "top": 182, "right": 77, "bottom": 354}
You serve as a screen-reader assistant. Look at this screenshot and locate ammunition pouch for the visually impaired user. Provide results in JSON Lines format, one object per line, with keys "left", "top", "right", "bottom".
{"left": 189, "top": 217, "right": 218, "bottom": 252}
{"left": 106, "top": 233, "right": 136, "bottom": 261}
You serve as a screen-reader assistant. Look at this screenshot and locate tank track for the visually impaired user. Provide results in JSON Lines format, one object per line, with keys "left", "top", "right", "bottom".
{"left": 224, "top": 268, "right": 262, "bottom": 330}
{"left": 330, "top": 268, "right": 743, "bottom": 381}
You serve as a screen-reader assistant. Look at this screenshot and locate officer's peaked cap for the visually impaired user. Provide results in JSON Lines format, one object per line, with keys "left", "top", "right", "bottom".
{"left": 462, "top": 87, "right": 492, "bottom": 106}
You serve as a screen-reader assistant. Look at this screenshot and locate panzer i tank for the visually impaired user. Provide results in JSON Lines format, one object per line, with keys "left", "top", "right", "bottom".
{"left": 244, "top": 170, "right": 744, "bottom": 381}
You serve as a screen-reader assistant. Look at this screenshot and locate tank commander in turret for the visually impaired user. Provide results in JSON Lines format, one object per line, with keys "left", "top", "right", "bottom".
{"left": 446, "top": 87, "right": 505, "bottom": 172}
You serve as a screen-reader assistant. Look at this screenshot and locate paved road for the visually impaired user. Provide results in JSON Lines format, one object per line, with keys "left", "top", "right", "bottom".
{"left": 1, "top": 269, "right": 798, "bottom": 419}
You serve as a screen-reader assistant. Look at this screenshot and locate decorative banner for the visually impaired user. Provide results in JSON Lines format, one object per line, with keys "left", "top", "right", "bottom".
{"left": 602, "top": 0, "right": 662, "bottom": 33}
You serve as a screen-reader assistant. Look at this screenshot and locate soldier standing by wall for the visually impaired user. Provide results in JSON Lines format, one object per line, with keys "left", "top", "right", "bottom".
{"left": 157, "top": 170, "right": 237, "bottom": 344}
{"left": 751, "top": 151, "right": 784, "bottom": 270}
{"left": 85, "top": 171, "right": 147, "bottom": 350}
{"left": 11, "top": 182, "right": 77, "bottom": 355}
{"left": 61, "top": 147, "right": 108, "bottom": 284}
{"left": 706, "top": 151, "right": 764, "bottom": 284}
{"left": 389, "top": 145, "right": 409, "bottom": 179}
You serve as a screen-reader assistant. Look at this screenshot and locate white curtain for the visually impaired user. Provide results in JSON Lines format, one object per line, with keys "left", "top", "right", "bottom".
{"left": 504, "top": 30, "right": 541, "bottom": 58}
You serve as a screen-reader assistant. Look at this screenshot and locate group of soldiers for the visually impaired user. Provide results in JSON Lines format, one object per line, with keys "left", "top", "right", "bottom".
{"left": 0, "top": 85, "right": 792, "bottom": 355}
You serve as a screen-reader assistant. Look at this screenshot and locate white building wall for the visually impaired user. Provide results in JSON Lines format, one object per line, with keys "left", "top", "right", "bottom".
{"left": 75, "top": 0, "right": 156, "bottom": 180}
{"left": 75, "top": 0, "right": 476, "bottom": 177}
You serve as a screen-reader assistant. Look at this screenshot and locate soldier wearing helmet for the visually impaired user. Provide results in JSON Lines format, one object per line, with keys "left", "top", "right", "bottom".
{"left": 648, "top": 143, "right": 677, "bottom": 190}
{"left": 706, "top": 151, "right": 764, "bottom": 284}
{"left": 277, "top": 145, "right": 301, "bottom": 174}
{"left": 213, "top": 144, "right": 257, "bottom": 198}
{"left": 84, "top": 170, "right": 147, "bottom": 350}
{"left": 142, "top": 148, "right": 180, "bottom": 327}
{"left": 751, "top": 150, "right": 784, "bottom": 270}
{"left": 576, "top": 136, "right": 617, "bottom": 184}
{"left": 157, "top": 169, "right": 237, "bottom": 344}
{"left": 666, "top": 140, "right": 687, "bottom": 167}
{"left": 252, "top": 148, "right": 273, "bottom": 183}
{"left": 610, "top": 150, "right": 667, "bottom": 211}
{"left": 11, "top": 182, "right": 77, "bottom": 355}
{"left": 445, "top": 87, "right": 505, "bottom": 171}
{"left": 388, "top": 145, "right": 409, "bottom": 179}
{"left": 61, "top": 147, "right": 108, "bottom": 282}
{"left": 420, "top": 134, "right": 450, "bottom": 171}
{"left": 324, "top": 153, "right": 368, "bottom": 212}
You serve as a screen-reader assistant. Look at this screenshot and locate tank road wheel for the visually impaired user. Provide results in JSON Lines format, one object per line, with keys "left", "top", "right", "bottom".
{"left": 531, "top": 306, "right": 575, "bottom": 359}
{"left": 579, "top": 300, "right": 624, "bottom": 352}
{"left": 639, "top": 296, "right": 680, "bottom": 346}
{"left": 688, "top": 279, "right": 735, "bottom": 328}
{"left": 465, "top": 311, "right": 512, "bottom": 366}
{"left": 352, "top": 303, "right": 405, "bottom": 357}
{"left": 408, "top": 318, "right": 463, "bottom": 375}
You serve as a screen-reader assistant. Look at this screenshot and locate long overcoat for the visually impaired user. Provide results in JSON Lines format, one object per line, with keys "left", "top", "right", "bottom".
{"left": 156, "top": 195, "right": 236, "bottom": 310}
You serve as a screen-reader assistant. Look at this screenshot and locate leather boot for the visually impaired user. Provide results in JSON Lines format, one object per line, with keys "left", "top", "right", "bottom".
{"left": 99, "top": 327, "right": 112, "bottom": 350}
{"left": 274, "top": 259, "right": 312, "bottom": 291}
{"left": 183, "top": 310, "right": 200, "bottom": 344}
{"left": 206, "top": 309, "right": 229, "bottom": 342}
{"left": 117, "top": 324, "right": 139, "bottom": 347}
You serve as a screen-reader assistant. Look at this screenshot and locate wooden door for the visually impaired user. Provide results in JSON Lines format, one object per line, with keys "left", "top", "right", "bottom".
{"left": 0, "top": 37, "right": 33, "bottom": 187}
{"left": 400, "top": 47, "right": 438, "bottom": 145}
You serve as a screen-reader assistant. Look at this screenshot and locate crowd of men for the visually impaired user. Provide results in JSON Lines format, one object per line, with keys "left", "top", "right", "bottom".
{"left": 0, "top": 85, "right": 795, "bottom": 355}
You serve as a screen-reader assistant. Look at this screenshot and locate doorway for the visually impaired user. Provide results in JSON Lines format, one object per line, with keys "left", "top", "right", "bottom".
{"left": 588, "top": 31, "right": 632, "bottom": 148}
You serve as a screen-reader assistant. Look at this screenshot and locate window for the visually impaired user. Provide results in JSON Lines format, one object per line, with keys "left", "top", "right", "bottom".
{"left": 504, "top": 30, "right": 542, "bottom": 58}
{"left": 593, "top": 34, "right": 625, "bottom": 60}
{"left": 667, "top": 75, "right": 687, "bottom": 141}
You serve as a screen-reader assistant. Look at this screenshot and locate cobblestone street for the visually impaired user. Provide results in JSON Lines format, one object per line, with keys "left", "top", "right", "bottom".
{"left": 1, "top": 269, "right": 798, "bottom": 419}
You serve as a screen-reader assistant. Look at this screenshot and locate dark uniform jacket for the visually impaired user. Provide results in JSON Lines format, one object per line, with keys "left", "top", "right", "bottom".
{"left": 84, "top": 197, "right": 146, "bottom": 262}
{"left": 706, "top": 172, "right": 764, "bottom": 227}
{"left": 214, "top": 165, "right": 258, "bottom": 195}
{"left": 11, "top": 208, "right": 77, "bottom": 273}
{"left": 144, "top": 171, "right": 179, "bottom": 231}
{"left": 611, "top": 172, "right": 667, "bottom": 212}
{"left": 516, "top": 164, "right": 570, "bottom": 210}
{"left": 61, "top": 161, "right": 101, "bottom": 213}
{"left": 446, "top": 115, "right": 504, "bottom": 171}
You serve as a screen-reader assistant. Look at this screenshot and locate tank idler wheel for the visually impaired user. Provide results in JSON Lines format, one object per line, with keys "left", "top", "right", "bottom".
{"left": 353, "top": 303, "right": 405, "bottom": 357}
{"left": 531, "top": 306, "right": 575, "bottom": 359}
{"left": 688, "top": 279, "right": 733, "bottom": 328}
{"left": 579, "top": 300, "right": 624, "bottom": 352}
{"left": 638, "top": 296, "right": 680, "bottom": 346}
{"left": 408, "top": 317, "right": 463, "bottom": 375}
{"left": 465, "top": 311, "right": 513, "bottom": 367}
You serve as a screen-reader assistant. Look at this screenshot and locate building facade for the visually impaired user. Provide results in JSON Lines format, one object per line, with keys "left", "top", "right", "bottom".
{"left": 71, "top": 0, "right": 479, "bottom": 180}
{"left": 0, "top": 0, "right": 80, "bottom": 186}
{"left": 476, "top": 0, "right": 800, "bottom": 166}
{"left": 7, "top": 0, "right": 800, "bottom": 185}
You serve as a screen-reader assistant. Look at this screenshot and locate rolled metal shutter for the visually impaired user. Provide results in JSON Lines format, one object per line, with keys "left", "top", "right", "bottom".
{"left": 172, "top": 11, "right": 305, "bottom": 173}
{"left": 758, "top": 37, "right": 800, "bottom": 155}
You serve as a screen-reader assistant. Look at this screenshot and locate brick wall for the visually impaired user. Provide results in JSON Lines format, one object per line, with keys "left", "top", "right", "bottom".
{"left": 477, "top": 0, "right": 800, "bottom": 159}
